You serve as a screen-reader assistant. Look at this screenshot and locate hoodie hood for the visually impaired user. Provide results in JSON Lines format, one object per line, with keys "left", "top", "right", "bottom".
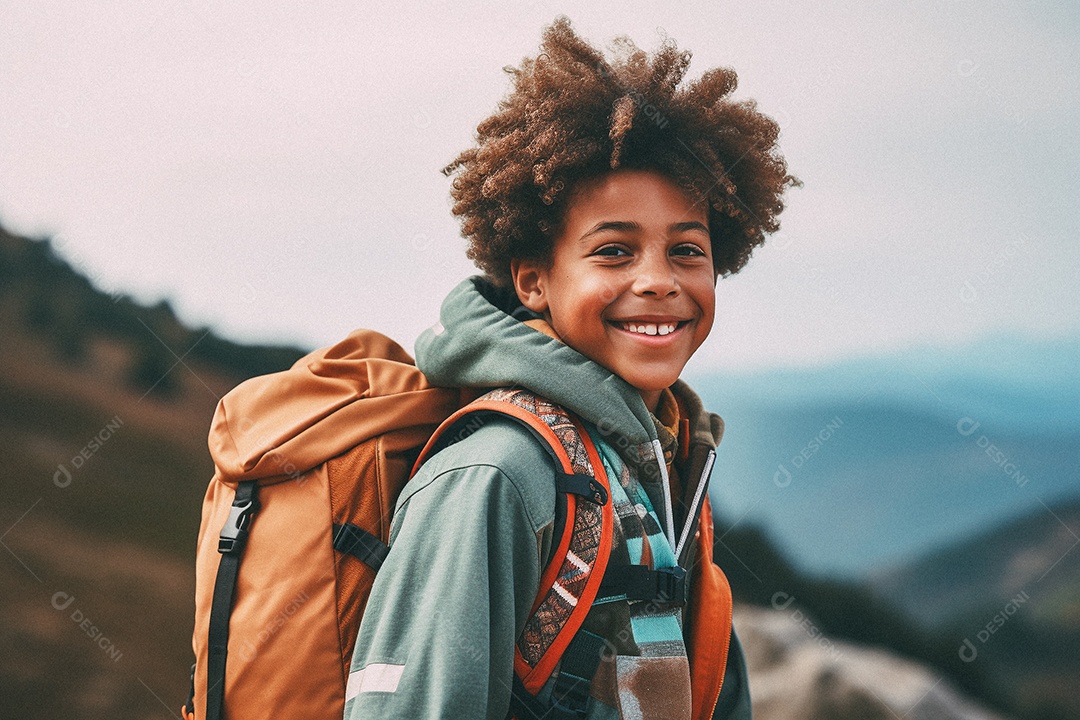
{"left": 416, "top": 277, "right": 659, "bottom": 454}
{"left": 672, "top": 378, "right": 725, "bottom": 454}
{"left": 208, "top": 330, "right": 462, "bottom": 485}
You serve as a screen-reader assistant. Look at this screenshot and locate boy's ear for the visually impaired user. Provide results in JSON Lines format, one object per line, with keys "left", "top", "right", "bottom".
{"left": 510, "top": 258, "right": 550, "bottom": 314}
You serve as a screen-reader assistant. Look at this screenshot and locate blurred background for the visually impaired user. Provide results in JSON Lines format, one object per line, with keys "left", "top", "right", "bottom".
{"left": 1, "top": 2, "right": 1077, "bottom": 719}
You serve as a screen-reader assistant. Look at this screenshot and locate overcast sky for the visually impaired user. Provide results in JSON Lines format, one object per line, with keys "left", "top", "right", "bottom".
{"left": 2, "top": 1, "right": 1076, "bottom": 371}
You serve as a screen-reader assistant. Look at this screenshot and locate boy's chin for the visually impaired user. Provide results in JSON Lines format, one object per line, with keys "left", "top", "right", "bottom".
{"left": 623, "top": 374, "right": 681, "bottom": 402}
{"left": 620, "top": 365, "right": 684, "bottom": 394}
{"left": 595, "top": 357, "right": 688, "bottom": 404}
{"left": 629, "top": 379, "right": 676, "bottom": 394}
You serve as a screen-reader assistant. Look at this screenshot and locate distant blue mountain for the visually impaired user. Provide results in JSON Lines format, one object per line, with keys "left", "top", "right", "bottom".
{"left": 689, "top": 332, "right": 1080, "bottom": 579}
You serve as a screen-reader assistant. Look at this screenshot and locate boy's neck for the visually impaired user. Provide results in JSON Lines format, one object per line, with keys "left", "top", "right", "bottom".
{"left": 641, "top": 389, "right": 661, "bottom": 414}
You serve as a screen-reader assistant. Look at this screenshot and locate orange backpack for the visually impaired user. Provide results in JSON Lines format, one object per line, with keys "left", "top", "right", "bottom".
{"left": 184, "top": 330, "right": 618, "bottom": 720}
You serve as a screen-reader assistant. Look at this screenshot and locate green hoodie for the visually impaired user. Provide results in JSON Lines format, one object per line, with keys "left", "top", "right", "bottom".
{"left": 344, "top": 277, "right": 750, "bottom": 719}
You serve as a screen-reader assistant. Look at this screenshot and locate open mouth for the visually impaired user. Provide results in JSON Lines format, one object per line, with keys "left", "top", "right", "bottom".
{"left": 616, "top": 320, "right": 689, "bottom": 337}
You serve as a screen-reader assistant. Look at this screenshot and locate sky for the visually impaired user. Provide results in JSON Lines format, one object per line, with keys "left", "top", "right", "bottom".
{"left": 1, "top": 1, "right": 1077, "bottom": 372}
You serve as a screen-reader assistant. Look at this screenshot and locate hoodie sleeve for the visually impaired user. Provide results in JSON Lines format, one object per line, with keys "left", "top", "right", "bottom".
{"left": 344, "top": 421, "right": 554, "bottom": 720}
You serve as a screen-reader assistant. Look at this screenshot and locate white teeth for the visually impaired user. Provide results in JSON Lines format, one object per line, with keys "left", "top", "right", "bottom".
{"left": 622, "top": 322, "right": 678, "bottom": 336}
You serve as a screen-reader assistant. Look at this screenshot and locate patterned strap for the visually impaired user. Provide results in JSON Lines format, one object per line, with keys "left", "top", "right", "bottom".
{"left": 416, "top": 388, "right": 615, "bottom": 696}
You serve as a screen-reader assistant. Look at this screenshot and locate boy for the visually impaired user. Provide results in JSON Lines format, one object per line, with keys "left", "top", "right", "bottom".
{"left": 345, "top": 17, "right": 797, "bottom": 720}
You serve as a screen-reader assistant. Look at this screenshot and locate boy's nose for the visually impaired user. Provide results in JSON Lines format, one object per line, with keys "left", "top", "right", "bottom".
{"left": 634, "top": 255, "right": 679, "bottom": 297}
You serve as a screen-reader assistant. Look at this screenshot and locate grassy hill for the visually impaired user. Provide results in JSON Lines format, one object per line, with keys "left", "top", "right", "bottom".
{"left": 0, "top": 225, "right": 307, "bottom": 717}
{"left": 0, "top": 225, "right": 308, "bottom": 553}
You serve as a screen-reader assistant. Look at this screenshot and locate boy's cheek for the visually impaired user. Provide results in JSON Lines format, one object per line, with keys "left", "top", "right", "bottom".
{"left": 692, "top": 304, "right": 717, "bottom": 349}
{"left": 595, "top": 282, "right": 622, "bottom": 304}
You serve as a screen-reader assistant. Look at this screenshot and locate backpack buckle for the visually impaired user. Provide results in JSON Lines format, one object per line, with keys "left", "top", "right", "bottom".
{"left": 654, "top": 566, "right": 688, "bottom": 605}
{"left": 599, "top": 564, "right": 688, "bottom": 605}
{"left": 218, "top": 496, "right": 258, "bottom": 554}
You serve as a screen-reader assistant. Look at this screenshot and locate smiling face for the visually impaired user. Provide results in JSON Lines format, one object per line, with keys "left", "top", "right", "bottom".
{"left": 511, "top": 169, "right": 717, "bottom": 412}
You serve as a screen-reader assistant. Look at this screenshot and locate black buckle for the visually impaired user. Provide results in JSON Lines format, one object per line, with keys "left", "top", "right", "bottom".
{"left": 654, "top": 566, "right": 688, "bottom": 605}
{"left": 601, "top": 564, "right": 688, "bottom": 605}
{"left": 586, "top": 478, "right": 608, "bottom": 506}
{"left": 218, "top": 496, "right": 258, "bottom": 554}
{"left": 332, "top": 523, "right": 390, "bottom": 571}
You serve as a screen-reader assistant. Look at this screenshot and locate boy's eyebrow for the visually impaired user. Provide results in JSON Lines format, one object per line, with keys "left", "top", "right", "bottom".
{"left": 671, "top": 220, "right": 709, "bottom": 234}
{"left": 579, "top": 220, "right": 709, "bottom": 241}
{"left": 579, "top": 221, "right": 639, "bottom": 240}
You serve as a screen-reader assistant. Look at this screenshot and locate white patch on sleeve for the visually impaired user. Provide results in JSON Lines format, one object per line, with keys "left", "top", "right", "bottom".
{"left": 345, "top": 663, "right": 406, "bottom": 701}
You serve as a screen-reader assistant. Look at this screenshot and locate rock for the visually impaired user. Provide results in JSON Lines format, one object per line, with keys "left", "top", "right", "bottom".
{"left": 734, "top": 604, "right": 1009, "bottom": 720}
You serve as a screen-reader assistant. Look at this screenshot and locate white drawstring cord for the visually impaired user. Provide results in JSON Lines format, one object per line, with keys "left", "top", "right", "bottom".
{"left": 651, "top": 439, "right": 677, "bottom": 551}
{"left": 675, "top": 449, "right": 716, "bottom": 561}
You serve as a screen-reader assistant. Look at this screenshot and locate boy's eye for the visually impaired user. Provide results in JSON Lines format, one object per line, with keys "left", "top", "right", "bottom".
{"left": 592, "top": 244, "right": 630, "bottom": 257}
{"left": 671, "top": 243, "right": 707, "bottom": 257}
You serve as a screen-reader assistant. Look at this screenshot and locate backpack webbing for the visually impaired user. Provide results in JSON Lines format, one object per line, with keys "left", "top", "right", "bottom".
{"left": 508, "top": 629, "right": 610, "bottom": 720}
{"left": 204, "top": 480, "right": 258, "bottom": 720}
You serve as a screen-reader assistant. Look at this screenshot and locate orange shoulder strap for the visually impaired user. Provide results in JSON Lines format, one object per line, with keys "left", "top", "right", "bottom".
{"left": 416, "top": 388, "right": 614, "bottom": 693}
{"left": 687, "top": 494, "right": 734, "bottom": 720}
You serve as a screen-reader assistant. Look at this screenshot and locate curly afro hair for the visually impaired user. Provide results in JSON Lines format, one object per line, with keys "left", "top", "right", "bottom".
{"left": 442, "top": 17, "right": 800, "bottom": 287}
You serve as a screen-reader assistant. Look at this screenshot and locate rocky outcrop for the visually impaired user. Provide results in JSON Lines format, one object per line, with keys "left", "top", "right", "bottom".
{"left": 734, "top": 604, "right": 1008, "bottom": 720}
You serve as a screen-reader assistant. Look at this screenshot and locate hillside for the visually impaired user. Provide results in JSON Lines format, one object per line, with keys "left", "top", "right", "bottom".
{"left": 0, "top": 226, "right": 307, "bottom": 557}
{"left": 874, "top": 499, "right": 1080, "bottom": 630}
{"left": 735, "top": 604, "right": 1007, "bottom": 720}
{"left": 871, "top": 499, "right": 1080, "bottom": 720}
{"left": 0, "top": 226, "right": 308, "bottom": 717}
{"left": 695, "top": 344, "right": 1080, "bottom": 719}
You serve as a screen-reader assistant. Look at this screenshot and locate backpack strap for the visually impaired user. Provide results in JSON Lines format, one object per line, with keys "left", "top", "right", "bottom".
{"left": 205, "top": 479, "right": 259, "bottom": 720}
{"left": 416, "top": 388, "right": 615, "bottom": 704}
{"left": 182, "top": 663, "right": 196, "bottom": 720}
{"left": 332, "top": 523, "right": 390, "bottom": 570}
{"left": 507, "top": 629, "right": 609, "bottom": 720}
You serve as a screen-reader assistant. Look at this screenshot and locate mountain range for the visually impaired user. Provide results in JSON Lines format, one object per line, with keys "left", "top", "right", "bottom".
{"left": 688, "top": 334, "right": 1080, "bottom": 578}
